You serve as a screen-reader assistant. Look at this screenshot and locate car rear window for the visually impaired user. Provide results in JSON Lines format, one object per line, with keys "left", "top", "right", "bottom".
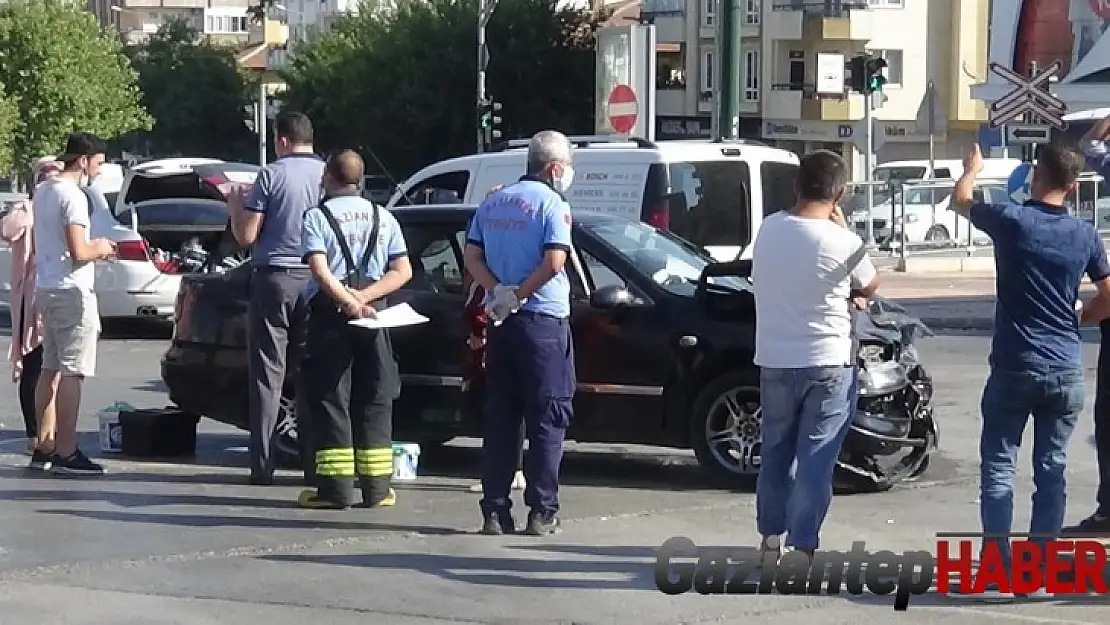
{"left": 666, "top": 161, "right": 752, "bottom": 247}
{"left": 116, "top": 201, "right": 229, "bottom": 228}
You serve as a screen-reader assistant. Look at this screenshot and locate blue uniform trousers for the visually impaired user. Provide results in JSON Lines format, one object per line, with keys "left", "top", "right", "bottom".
{"left": 480, "top": 311, "right": 575, "bottom": 517}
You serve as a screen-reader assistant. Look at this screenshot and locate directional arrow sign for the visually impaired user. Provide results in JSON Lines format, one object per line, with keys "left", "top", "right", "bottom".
{"left": 1006, "top": 123, "right": 1052, "bottom": 144}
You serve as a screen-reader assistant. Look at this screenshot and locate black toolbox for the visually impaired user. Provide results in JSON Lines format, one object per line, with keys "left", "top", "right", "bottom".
{"left": 119, "top": 408, "right": 200, "bottom": 458}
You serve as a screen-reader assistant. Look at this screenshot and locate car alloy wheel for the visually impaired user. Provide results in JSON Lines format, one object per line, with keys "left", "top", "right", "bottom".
{"left": 704, "top": 386, "right": 762, "bottom": 476}
{"left": 690, "top": 370, "right": 763, "bottom": 486}
{"left": 272, "top": 395, "right": 302, "bottom": 469}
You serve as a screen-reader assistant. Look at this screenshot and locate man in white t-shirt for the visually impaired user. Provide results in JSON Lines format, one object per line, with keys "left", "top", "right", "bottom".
{"left": 750, "top": 150, "right": 880, "bottom": 561}
{"left": 29, "top": 132, "right": 117, "bottom": 476}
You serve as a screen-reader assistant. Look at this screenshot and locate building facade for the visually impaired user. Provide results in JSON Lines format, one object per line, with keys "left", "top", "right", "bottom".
{"left": 644, "top": 0, "right": 991, "bottom": 177}
{"left": 88, "top": 0, "right": 253, "bottom": 45}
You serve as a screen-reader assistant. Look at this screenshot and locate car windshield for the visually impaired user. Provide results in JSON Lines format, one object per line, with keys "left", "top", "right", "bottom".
{"left": 582, "top": 218, "right": 751, "bottom": 296}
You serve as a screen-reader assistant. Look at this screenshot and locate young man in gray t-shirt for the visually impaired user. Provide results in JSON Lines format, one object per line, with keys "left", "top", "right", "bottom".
{"left": 227, "top": 112, "right": 325, "bottom": 485}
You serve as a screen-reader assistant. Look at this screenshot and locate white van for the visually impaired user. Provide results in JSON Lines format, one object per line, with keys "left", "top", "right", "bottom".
{"left": 386, "top": 136, "right": 801, "bottom": 260}
{"left": 851, "top": 158, "right": 1022, "bottom": 245}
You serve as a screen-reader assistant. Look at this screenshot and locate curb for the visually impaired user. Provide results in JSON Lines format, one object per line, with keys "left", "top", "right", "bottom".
{"left": 918, "top": 317, "right": 993, "bottom": 331}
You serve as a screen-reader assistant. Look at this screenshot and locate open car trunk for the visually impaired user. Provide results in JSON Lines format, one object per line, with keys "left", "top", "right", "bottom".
{"left": 116, "top": 165, "right": 257, "bottom": 274}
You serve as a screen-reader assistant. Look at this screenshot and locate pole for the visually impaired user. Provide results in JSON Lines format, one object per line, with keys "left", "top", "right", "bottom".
{"left": 863, "top": 90, "right": 874, "bottom": 245}
{"left": 715, "top": 0, "right": 742, "bottom": 140}
{"left": 1022, "top": 61, "right": 1037, "bottom": 163}
{"left": 927, "top": 80, "right": 936, "bottom": 222}
{"left": 476, "top": 0, "right": 496, "bottom": 153}
{"left": 258, "top": 80, "right": 268, "bottom": 167}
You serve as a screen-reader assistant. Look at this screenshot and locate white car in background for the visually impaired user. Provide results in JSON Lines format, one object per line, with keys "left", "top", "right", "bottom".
{"left": 0, "top": 158, "right": 258, "bottom": 320}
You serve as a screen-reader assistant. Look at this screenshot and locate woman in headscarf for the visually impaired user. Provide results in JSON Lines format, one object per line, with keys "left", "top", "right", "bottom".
{"left": 2, "top": 158, "right": 62, "bottom": 452}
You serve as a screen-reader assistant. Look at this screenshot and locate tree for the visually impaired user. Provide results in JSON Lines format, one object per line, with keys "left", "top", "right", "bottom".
{"left": 0, "top": 85, "right": 18, "bottom": 172}
{"left": 124, "top": 19, "right": 255, "bottom": 160}
{"left": 0, "top": 0, "right": 151, "bottom": 171}
{"left": 277, "top": 0, "right": 601, "bottom": 178}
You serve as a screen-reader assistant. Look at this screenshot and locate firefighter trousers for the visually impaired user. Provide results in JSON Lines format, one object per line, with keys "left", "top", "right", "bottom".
{"left": 303, "top": 304, "right": 400, "bottom": 507}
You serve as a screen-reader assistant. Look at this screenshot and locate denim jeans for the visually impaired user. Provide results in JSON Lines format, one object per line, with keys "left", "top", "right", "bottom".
{"left": 756, "top": 365, "right": 857, "bottom": 550}
{"left": 979, "top": 367, "right": 1084, "bottom": 567}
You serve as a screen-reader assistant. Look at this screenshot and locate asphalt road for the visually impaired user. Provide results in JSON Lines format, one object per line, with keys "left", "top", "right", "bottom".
{"left": 0, "top": 330, "right": 1106, "bottom": 624}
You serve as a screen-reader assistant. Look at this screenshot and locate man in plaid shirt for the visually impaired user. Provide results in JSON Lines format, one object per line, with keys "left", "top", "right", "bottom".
{"left": 464, "top": 195, "right": 526, "bottom": 493}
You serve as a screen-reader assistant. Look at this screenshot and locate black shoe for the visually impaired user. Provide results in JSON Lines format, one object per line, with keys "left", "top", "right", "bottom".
{"left": 1063, "top": 512, "right": 1110, "bottom": 536}
{"left": 480, "top": 510, "right": 517, "bottom": 535}
{"left": 50, "top": 449, "right": 105, "bottom": 476}
{"left": 28, "top": 450, "right": 54, "bottom": 471}
{"left": 524, "top": 512, "right": 560, "bottom": 536}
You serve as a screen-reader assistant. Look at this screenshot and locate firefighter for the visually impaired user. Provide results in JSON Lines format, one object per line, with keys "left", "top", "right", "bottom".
{"left": 298, "top": 149, "right": 412, "bottom": 509}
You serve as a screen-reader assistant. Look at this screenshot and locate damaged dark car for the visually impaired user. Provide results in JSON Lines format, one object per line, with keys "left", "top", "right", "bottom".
{"left": 161, "top": 205, "right": 938, "bottom": 492}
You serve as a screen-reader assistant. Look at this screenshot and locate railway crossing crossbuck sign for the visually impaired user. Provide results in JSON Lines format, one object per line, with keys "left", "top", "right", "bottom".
{"left": 987, "top": 61, "right": 1068, "bottom": 131}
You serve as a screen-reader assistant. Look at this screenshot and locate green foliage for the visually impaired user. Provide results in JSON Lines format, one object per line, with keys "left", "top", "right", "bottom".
{"left": 123, "top": 18, "right": 255, "bottom": 161}
{"left": 278, "top": 0, "right": 601, "bottom": 177}
{"left": 0, "top": 85, "right": 18, "bottom": 172}
{"left": 0, "top": 0, "right": 151, "bottom": 170}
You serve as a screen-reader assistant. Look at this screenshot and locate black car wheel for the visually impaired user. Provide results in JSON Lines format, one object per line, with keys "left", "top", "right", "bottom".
{"left": 272, "top": 395, "right": 302, "bottom": 469}
{"left": 690, "top": 370, "right": 762, "bottom": 487}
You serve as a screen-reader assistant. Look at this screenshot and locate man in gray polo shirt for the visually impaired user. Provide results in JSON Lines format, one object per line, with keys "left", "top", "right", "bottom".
{"left": 228, "top": 112, "right": 325, "bottom": 485}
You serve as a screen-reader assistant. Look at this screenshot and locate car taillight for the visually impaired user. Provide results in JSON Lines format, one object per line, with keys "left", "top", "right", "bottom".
{"left": 647, "top": 200, "right": 670, "bottom": 230}
{"left": 115, "top": 240, "right": 149, "bottom": 261}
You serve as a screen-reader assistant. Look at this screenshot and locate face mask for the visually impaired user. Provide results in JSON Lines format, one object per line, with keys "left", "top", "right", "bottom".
{"left": 553, "top": 165, "right": 575, "bottom": 193}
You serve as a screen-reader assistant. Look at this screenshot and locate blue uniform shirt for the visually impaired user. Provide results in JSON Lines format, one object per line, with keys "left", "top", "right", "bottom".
{"left": 301, "top": 193, "right": 408, "bottom": 299}
{"left": 971, "top": 200, "right": 1110, "bottom": 373}
{"left": 246, "top": 153, "right": 326, "bottom": 267}
{"left": 466, "top": 177, "right": 573, "bottom": 318}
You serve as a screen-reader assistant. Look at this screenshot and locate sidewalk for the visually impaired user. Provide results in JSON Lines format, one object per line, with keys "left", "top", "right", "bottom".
{"left": 880, "top": 272, "right": 1096, "bottom": 331}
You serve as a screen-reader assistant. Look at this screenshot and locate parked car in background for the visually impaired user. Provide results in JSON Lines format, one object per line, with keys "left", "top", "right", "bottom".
{"left": 0, "top": 159, "right": 259, "bottom": 320}
{"left": 162, "top": 205, "right": 938, "bottom": 491}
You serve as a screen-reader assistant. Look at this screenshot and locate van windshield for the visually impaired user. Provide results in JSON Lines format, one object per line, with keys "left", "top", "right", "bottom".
{"left": 666, "top": 161, "right": 752, "bottom": 247}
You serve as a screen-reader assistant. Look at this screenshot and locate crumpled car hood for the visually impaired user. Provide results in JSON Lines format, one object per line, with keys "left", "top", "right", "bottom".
{"left": 856, "top": 296, "right": 933, "bottom": 346}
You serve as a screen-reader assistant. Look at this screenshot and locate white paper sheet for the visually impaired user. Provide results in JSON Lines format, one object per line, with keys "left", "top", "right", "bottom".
{"left": 348, "top": 302, "right": 430, "bottom": 330}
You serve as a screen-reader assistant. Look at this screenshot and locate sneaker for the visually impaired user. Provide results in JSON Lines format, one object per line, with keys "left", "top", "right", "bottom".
{"left": 511, "top": 470, "right": 526, "bottom": 490}
{"left": 28, "top": 450, "right": 54, "bottom": 471}
{"left": 523, "top": 511, "right": 560, "bottom": 536}
{"left": 1062, "top": 512, "right": 1110, "bottom": 536}
{"left": 49, "top": 449, "right": 104, "bottom": 476}
{"left": 758, "top": 535, "right": 784, "bottom": 567}
{"left": 297, "top": 490, "right": 349, "bottom": 510}
{"left": 479, "top": 510, "right": 517, "bottom": 535}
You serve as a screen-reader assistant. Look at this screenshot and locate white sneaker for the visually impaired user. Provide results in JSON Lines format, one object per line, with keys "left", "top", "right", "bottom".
{"left": 511, "top": 470, "right": 526, "bottom": 490}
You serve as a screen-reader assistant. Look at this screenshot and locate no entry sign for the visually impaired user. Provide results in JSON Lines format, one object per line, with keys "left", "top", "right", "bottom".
{"left": 607, "top": 84, "right": 639, "bottom": 134}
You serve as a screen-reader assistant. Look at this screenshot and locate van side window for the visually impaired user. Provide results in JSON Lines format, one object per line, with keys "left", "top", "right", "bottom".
{"left": 934, "top": 168, "right": 952, "bottom": 179}
{"left": 760, "top": 162, "right": 799, "bottom": 216}
{"left": 403, "top": 171, "right": 470, "bottom": 205}
{"left": 666, "top": 161, "right": 753, "bottom": 248}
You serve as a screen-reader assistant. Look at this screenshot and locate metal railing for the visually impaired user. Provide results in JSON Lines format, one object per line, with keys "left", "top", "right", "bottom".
{"left": 840, "top": 172, "right": 1110, "bottom": 262}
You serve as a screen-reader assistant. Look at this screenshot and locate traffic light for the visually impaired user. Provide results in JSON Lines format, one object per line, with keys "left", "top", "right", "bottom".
{"left": 864, "top": 56, "right": 888, "bottom": 94}
{"left": 847, "top": 55, "right": 867, "bottom": 93}
{"left": 847, "top": 54, "right": 888, "bottom": 95}
{"left": 479, "top": 99, "right": 503, "bottom": 148}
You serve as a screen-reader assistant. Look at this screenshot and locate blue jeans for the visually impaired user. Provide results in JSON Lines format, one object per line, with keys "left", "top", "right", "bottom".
{"left": 979, "top": 367, "right": 1084, "bottom": 567}
{"left": 756, "top": 366, "right": 857, "bottom": 550}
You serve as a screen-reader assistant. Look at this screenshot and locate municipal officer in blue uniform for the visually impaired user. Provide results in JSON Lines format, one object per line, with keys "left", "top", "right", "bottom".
{"left": 463, "top": 130, "right": 577, "bottom": 536}
{"left": 298, "top": 149, "right": 412, "bottom": 509}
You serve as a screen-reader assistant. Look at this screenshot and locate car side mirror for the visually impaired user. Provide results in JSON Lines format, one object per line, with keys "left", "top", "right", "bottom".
{"left": 590, "top": 285, "right": 636, "bottom": 309}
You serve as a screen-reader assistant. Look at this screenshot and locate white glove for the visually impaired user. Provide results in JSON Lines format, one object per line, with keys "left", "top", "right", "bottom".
{"left": 486, "top": 285, "right": 524, "bottom": 326}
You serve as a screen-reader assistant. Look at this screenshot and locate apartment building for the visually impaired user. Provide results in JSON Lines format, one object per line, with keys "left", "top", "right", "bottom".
{"left": 642, "top": 0, "right": 763, "bottom": 140}
{"left": 643, "top": 0, "right": 991, "bottom": 176}
{"left": 88, "top": 0, "right": 254, "bottom": 45}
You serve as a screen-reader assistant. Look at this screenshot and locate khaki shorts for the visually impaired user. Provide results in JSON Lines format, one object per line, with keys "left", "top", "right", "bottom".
{"left": 38, "top": 288, "right": 100, "bottom": 377}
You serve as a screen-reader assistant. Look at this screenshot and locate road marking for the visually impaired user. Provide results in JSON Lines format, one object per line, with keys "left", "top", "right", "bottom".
{"left": 916, "top": 606, "right": 1102, "bottom": 624}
